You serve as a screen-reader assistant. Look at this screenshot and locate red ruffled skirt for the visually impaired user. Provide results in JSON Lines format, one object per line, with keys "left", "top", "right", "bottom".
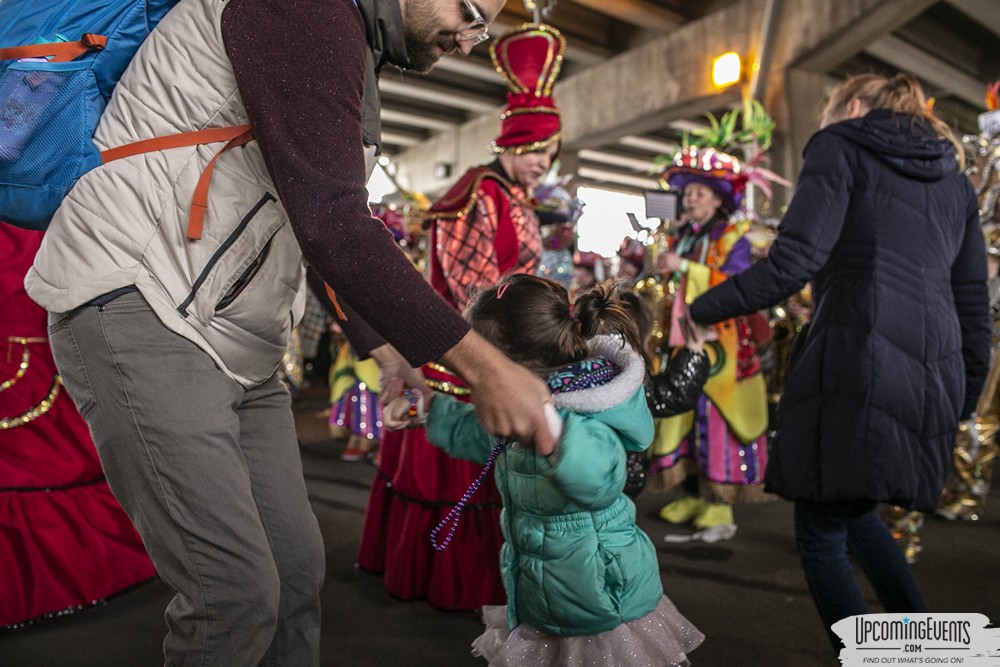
{"left": 1, "top": 223, "right": 155, "bottom": 629}
{"left": 357, "top": 424, "right": 506, "bottom": 610}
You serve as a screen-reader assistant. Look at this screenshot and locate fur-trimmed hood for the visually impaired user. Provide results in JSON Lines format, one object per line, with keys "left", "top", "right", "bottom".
{"left": 548, "top": 335, "right": 651, "bottom": 452}
{"left": 550, "top": 335, "right": 646, "bottom": 412}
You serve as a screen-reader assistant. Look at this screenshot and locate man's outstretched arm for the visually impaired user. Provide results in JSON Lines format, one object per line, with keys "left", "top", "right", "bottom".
{"left": 442, "top": 331, "right": 558, "bottom": 456}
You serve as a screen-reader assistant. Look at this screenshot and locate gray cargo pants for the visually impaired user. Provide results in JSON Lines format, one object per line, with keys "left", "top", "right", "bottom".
{"left": 48, "top": 291, "right": 324, "bottom": 666}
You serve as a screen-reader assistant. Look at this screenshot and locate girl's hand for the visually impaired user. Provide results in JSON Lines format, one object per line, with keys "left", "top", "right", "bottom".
{"left": 370, "top": 343, "right": 429, "bottom": 405}
{"left": 382, "top": 395, "right": 413, "bottom": 431}
{"left": 382, "top": 389, "right": 432, "bottom": 431}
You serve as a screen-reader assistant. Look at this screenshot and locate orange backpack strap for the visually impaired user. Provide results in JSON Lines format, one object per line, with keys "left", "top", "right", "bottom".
{"left": 184, "top": 126, "right": 254, "bottom": 240}
{"left": 100, "top": 124, "right": 254, "bottom": 240}
{"left": 0, "top": 34, "right": 108, "bottom": 63}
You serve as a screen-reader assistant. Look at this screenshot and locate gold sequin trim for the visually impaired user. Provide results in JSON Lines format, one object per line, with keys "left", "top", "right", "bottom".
{"left": 499, "top": 107, "right": 560, "bottom": 120}
{"left": 423, "top": 363, "right": 471, "bottom": 396}
{"left": 1, "top": 337, "right": 48, "bottom": 392}
{"left": 417, "top": 171, "right": 532, "bottom": 222}
{"left": 490, "top": 132, "right": 562, "bottom": 155}
{"left": 425, "top": 362, "right": 454, "bottom": 374}
{"left": 1, "top": 374, "right": 62, "bottom": 429}
{"left": 425, "top": 378, "right": 471, "bottom": 397}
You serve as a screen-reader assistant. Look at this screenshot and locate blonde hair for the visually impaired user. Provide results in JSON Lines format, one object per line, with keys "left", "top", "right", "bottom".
{"left": 822, "top": 73, "right": 962, "bottom": 158}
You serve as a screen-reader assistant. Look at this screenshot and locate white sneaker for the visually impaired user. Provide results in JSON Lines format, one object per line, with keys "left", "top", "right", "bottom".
{"left": 663, "top": 532, "right": 695, "bottom": 544}
{"left": 934, "top": 507, "right": 958, "bottom": 521}
{"left": 690, "top": 523, "right": 737, "bottom": 543}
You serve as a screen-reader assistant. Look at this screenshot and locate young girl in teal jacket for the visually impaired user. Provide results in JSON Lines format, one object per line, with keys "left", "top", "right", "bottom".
{"left": 385, "top": 275, "right": 706, "bottom": 666}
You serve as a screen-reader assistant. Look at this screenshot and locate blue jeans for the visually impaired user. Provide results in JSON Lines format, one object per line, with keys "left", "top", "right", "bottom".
{"left": 794, "top": 499, "right": 927, "bottom": 650}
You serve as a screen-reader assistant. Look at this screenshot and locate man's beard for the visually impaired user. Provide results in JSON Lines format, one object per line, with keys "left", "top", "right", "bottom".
{"left": 403, "top": 31, "right": 439, "bottom": 73}
{"left": 403, "top": 29, "right": 456, "bottom": 73}
{"left": 398, "top": 0, "right": 461, "bottom": 73}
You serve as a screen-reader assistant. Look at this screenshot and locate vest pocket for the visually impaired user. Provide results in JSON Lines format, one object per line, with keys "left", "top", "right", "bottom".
{"left": 176, "top": 192, "right": 282, "bottom": 325}
{"left": 215, "top": 236, "right": 273, "bottom": 312}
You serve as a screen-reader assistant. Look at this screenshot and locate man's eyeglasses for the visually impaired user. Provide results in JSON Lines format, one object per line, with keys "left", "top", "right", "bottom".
{"left": 457, "top": 0, "right": 490, "bottom": 45}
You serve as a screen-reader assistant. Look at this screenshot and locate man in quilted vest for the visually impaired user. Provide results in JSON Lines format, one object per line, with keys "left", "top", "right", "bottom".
{"left": 26, "top": 1, "right": 559, "bottom": 665}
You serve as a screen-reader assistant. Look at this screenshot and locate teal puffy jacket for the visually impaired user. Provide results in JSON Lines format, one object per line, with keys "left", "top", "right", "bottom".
{"left": 426, "top": 337, "right": 662, "bottom": 636}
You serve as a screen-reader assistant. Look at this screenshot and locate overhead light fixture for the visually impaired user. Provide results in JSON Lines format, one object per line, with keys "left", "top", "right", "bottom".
{"left": 712, "top": 51, "right": 742, "bottom": 88}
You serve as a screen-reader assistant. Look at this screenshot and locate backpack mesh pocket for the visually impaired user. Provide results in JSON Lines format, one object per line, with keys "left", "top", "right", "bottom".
{"left": 0, "top": 60, "right": 103, "bottom": 228}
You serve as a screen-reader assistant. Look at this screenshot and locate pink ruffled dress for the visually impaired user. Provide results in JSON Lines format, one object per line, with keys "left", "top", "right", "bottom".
{"left": 472, "top": 596, "right": 703, "bottom": 666}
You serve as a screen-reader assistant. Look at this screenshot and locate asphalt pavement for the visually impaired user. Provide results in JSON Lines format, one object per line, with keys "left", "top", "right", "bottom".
{"left": 3, "top": 384, "right": 997, "bottom": 666}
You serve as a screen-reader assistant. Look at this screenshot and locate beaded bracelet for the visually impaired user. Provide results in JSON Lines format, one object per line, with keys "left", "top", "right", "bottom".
{"left": 404, "top": 389, "right": 426, "bottom": 425}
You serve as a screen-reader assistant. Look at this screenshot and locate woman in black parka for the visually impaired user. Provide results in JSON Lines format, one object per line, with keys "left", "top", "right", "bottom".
{"left": 687, "top": 73, "right": 991, "bottom": 649}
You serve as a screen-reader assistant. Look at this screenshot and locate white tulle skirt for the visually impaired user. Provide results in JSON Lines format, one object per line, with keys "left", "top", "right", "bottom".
{"left": 471, "top": 595, "right": 704, "bottom": 666}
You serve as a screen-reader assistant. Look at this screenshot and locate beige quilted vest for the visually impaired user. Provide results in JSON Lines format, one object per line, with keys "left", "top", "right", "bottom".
{"left": 26, "top": 0, "right": 308, "bottom": 388}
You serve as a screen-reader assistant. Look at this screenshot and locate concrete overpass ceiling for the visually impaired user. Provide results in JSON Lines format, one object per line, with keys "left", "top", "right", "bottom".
{"left": 379, "top": 1, "right": 1000, "bottom": 195}
{"left": 832, "top": 2, "right": 1000, "bottom": 143}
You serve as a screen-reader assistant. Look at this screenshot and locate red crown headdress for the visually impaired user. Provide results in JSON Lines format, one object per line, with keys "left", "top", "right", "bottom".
{"left": 489, "top": 23, "right": 566, "bottom": 154}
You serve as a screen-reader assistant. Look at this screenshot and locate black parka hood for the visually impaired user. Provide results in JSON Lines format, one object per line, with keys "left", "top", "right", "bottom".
{"left": 823, "top": 109, "right": 958, "bottom": 182}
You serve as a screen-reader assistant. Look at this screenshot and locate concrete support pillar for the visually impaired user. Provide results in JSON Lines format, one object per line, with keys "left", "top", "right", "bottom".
{"left": 557, "top": 147, "right": 581, "bottom": 180}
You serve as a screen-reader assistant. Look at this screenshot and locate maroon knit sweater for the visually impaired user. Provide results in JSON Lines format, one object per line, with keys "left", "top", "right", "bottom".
{"left": 221, "top": 0, "right": 468, "bottom": 363}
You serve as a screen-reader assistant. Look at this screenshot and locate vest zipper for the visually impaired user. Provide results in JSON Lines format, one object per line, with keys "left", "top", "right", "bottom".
{"left": 177, "top": 192, "right": 277, "bottom": 317}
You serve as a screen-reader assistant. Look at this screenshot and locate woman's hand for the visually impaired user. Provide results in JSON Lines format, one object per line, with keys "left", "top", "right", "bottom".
{"left": 679, "top": 311, "right": 717, "bottom": 352}
{"left": 657, "top": 252, "right": 684, "bottom": 275}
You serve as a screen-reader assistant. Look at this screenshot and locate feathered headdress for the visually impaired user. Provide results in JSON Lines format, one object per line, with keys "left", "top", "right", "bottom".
{"left": 489, "top": 23, "right": 566, "bottom": 154}
{"left": 656, "top": 99, "right": 790, "bottom": 214}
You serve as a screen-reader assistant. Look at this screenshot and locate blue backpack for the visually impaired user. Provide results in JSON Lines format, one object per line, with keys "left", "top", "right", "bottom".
{"left": 0, "top": 0, "right": 250, "bottom": 235}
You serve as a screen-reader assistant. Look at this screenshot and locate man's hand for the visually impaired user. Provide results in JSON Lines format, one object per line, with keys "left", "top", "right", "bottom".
{"left": 441, "top": 331, "right": 559, "bottom": 456}
{"left": 369, "top": 343, "right": 428, "bottom": 405}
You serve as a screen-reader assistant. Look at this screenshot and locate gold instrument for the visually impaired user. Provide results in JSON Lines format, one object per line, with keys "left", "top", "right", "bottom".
{"left": 633, "top": 220, "right": 677, "bottom": 373}
{"left": 761, "top": 286, "right": 812, "bottom": 404}
{"left": 937, "top": 340, "right": 1000, "bottom": 521}
{"left": 880, "top": 505, "right": 924, "bottom": 565}
{"left": 766, "top": 315, "right": 797, "bottom": 404}
{"left": 935, "top": 111, "right": 1000, "bottom": 521}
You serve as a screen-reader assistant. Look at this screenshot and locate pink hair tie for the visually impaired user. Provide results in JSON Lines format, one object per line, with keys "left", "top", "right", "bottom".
{"left": 568, "top": 303, "right": 581, "bottom": 324}
{"left": 497, "top": 284, "right": 511, "bottom": 299}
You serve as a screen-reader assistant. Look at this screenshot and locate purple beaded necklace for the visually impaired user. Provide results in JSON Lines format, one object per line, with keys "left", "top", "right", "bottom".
{"left": 429, "top": 357, "right": 620, "bottom": 551}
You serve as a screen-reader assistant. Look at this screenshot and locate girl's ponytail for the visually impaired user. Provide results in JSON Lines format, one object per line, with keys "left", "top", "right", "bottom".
{"left": 464, "top": 275, "right": 644, "bottom": 377}
{"left": 573, "top": 282, "right": 642, "bottom": 354}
